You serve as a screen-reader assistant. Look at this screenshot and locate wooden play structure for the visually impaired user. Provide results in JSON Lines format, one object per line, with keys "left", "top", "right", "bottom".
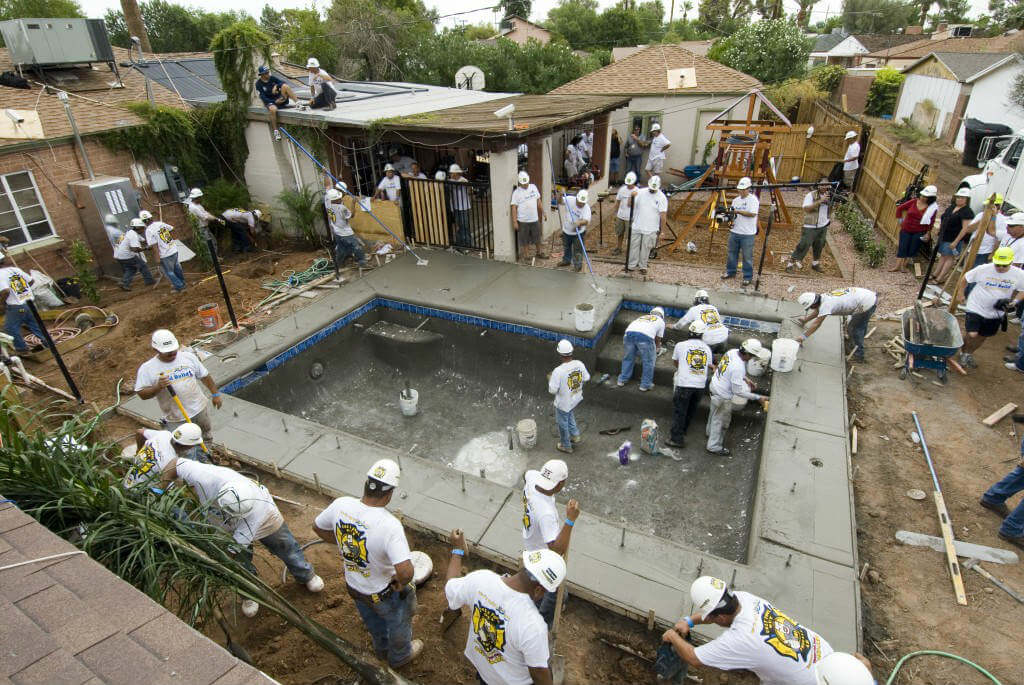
{"left": 666, "top": 91, "right": 795, "bottom": 255}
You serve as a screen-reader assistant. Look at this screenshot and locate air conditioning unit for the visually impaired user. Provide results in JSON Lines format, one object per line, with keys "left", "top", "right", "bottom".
{"left": 0, "top": 18, "right": 114, "bottom": 68}
{"left": 951, "top": 25, "right": 973, "bottom": 37}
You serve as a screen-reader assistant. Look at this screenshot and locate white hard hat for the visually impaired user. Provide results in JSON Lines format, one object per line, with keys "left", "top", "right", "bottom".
{"left": 522, "top": 548, "right": 567, "bottom": 593}
{"left": 434, "top": 170, "right": 447, "bottom": 181}
{"left": 650, "top": 306, "right": 665, "bottom": 318}
{"left": 688, "top": 320, "right": 708, "bottom": 336}
{"left": 650, "top": 122, "right": 661, "bottom": 131}
{"left": 518, "top": 171, "right": 530, "bottom": 184}
{"left": 814, "top": 652, "right": 874, "bottom": 685}
{"left": 624, "top": 171, "right": 637, "bottom": 185}
{"left": 575, "top": 189, "right": 589, "bottom": 203}
{"left": 449, "top": 163, "right": 463, "bottom": 174}
{"left": 384, "top": 164, "right": 395, "bottom": 172}
{"left": 686, "top": 241, "right": 697, "bottom": 253}
{"left": 556, "top": 339, "right": 573, "bottom": 355}
{"left": 736, "top": 177, "right": 752, "bottom": 190}
{"left": 537, "top": 459, "right": 568, "bottom": 489}
{"left": 694, "top": 289, "right": 709, "bottom": 304}
{"left": 691, "top": 575, "right": 729, "bottom": 620}
{"left": 845, "top": 130, "right": 857, "bottom": 139}
{"left": 252, "top": 209, "right": 262, "bottom": 220}
{"left": 138, "top": 210, "right": 153, "bottom": 221}
{"left": 954, "top": 187, "right": 971, "bottom": 198}
{"left": 171, "top": 423, "right": 203, "bottom": 446}
{"left": 648, "top": 175, "right": 661, "bottom": 191}
{"left": 129, "top": 218, "right": 145, "bottom": 228}
{"left": 217, "top": 481, "right": 257, "bottom": 518}
{"left": 334, "top": 181, "right": 348, "bottom": 192}
{"left": 306, "top": 57, "right": 320, "bottom": 68}
{"left": 189, "top": 188, "right": 203, "bottom": 199}
{"left": 325, "top": 188, "right": 343, "bottom": 201}
{"left": 919, "top": 185, "right": 937, "bottom": 198}
{"left": 367, "top": 458, "right": 400, "bottom": 489}
{"left": 151, "top": 329, "right": 179, "bottom": 353}
{"left": 798, "top": 291, "right": 818, "bottom": 310}
{"left": 1008, "top": 211, "right": 1024, "bottom": 226}
{"left": 741, "top": 338, "right": 763, "bottom": 355}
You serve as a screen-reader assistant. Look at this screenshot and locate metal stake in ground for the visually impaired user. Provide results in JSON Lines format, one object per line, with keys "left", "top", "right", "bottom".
{"left": 24, "top": 299, "right": 82, "bottom": 403}
{"left": 205, "top": 238, "right": 238, "bottom": 329}
{"left": 754, "top": 207, "right": 774, "bottom": 292}
{"left": 623, "top": 193, "right": 635, "bottom": 273}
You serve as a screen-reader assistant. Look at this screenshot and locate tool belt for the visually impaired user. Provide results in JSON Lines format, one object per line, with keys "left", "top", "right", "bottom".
{"left": 347, "top": 582, "right": 411, "bottom": 604}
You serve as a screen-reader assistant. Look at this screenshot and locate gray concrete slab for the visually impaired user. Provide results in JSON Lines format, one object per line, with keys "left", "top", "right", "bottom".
{"left": 768, "top": 360, "right": 849, "bottom": 438}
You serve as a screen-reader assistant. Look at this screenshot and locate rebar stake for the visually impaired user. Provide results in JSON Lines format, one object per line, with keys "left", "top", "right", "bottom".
{"left": 313, "top": 472, "right": 323, "bottom": 495}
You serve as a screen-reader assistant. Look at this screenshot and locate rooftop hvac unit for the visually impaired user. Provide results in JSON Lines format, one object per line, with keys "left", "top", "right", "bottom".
{"left": 0, "top": 18, "right": 114, "bottom": 69}
{"left": 951, "top": 25, "right": 972, "bottom": 37}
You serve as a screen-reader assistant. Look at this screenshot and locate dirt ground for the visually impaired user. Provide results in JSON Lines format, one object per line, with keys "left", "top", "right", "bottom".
{"left": 864, "top": 117, "right": 980, "bottom": 195}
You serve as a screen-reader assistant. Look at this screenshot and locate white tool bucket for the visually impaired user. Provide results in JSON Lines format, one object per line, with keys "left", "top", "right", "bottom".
{"left": 731, "top": 395, "right": 749, "bottom": 407}
{"left": 574, "top": 303, "right": 595, "bottom": 332}
{"left": 399, "top": 389, "right": 419, "bottom": 416}
{"left": 516, "top": 419, "right": 537, "bottom": 449}
{"left": 771, "top": 338, "right": 799, "bottom": 373}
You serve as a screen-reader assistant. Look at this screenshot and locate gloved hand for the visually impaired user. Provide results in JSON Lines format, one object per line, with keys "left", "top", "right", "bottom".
{"left": 995, "top": 298, "right": 1014, "bottom": 312}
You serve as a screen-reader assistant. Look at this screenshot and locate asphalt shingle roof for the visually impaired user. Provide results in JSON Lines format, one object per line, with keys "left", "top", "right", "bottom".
{"left": 811, "top": 33, "right": 848, "bottom": 53}
{"left": 853, "top": 33, "right": 927, "bottom": 53}
{"left": 928, "top": 51, "right": 1015, "bottom": 81}
{"left": 549, "top": 44, "right": 761, "bottom": 96}
{"left": 869, "top": 33, "right": 1024, "bottom": 58}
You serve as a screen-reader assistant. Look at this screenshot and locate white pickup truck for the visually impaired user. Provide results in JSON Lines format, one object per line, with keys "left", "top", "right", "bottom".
{"left": 960, "top": 133, "right": 1024, "bottom": 213}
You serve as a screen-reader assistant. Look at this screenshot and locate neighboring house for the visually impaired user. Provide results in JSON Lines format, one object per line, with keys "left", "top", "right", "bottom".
{"left": 808, "top": 31, "right": 867, "bottom": 68}
{"left": 866, "top": 33, "right": 1024, "bottom": 70}
{"left": 494, "top": 15, "right": 551, "bottom": 45}
{"left": 851, "top": 33, "right": 927, "bottom": 67}
{"left": 550, "top": 44, "right": 761, "bottom": 173}
{"left": 612, "top": 40, "right": 714, "bottom": 61}
{"left": 894, "top": 52, "right": 1023, "bottom": 148}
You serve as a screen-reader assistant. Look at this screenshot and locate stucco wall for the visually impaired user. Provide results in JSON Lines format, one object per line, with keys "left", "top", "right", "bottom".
{"left": 954, "top": 62, "right": 1024, "bottom": 152}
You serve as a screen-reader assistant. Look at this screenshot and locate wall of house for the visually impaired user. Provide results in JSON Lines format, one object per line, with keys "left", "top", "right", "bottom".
{"left": 894, "top": 74, "right": 962, "bottom": 137}
{"left": 0, "top": 137, "right": 187, "bottom": 281}
{"left": 489, "top": 147, "right": 518, "bottom": 262}
{"left": 954, "top": 63, "right": 1024, "bottom": 151}
{"left": 244, "top": 121, "right": 324, "bottom": 236}
{"left": 505, "top": 19, "right": 550, "bottom": 45}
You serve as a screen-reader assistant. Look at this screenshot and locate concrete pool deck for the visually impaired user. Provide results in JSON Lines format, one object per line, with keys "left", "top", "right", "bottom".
{"left": 118, "top": 249, "right": 860, "bottom": 651}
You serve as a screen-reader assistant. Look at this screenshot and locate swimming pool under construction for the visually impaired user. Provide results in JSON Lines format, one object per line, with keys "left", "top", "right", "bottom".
{"left": 119, "top": 250, "right": 861, "bottom": 651}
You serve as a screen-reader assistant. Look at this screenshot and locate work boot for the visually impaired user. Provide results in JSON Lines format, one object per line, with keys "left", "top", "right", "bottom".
{"left": 1007, "top": 345, "right": 1019, "bottom": 353}
{"left": 979, "top": 497, "right": 1010, "bottom": 518}
{"left": 241, "top": 599, "right": 259, "bottom": 617}
{"left": 1006, "top": 363, "right": 1024, "bottom": 374}
{"left": 785, "top": 262, "right": 796, "bottom": 272}
{"left": 720, "top": 273, "right": 735, "bottom": 280}
{"left": 306, "top": 575, "right": 324, "bottom": 592}
{"left": 1004, "top": 355, "right": 1017, "bottom": 363}
{"left": 392, "top": 639, "right": 424, "bottom": 668}
{"left": 741, "top": 279, "right": 752, "bottom": 287}
{"left": 556, "top": 443, "right": 572, "bottom": 454}
{"left": 960, "top": 352, "right": 977, "bottom": 369}
{"left": 570, "top": 434, "right": 582, "bottom": 445}
{"left": 664, "top": 438, "right": 685, "bottom": 448}
{"left": 811, "top": 262, "right": 824, "bottom": 273}
{"left": 706, "top": 447, "right": 730, "bottom": 456}
{"left": 997, "top": 531, "right": 1024, "bottom": 551}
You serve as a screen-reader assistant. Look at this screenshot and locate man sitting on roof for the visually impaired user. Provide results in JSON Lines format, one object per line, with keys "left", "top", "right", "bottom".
{"left": 305, "top": 58, "right": 337, "bottom": 111}
{"left": 255, "top": 65, "right": 300, "bottom": 142}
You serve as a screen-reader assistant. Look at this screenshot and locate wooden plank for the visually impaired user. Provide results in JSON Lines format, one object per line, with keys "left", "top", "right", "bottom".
{"left": 934, "top": 490, "right": 969, "bottom": 605}
{"left": 982, "top": 402, "right": 1017, "bottom": 427}
{"left": 851, "top": 426, "right": 858, "bottom": 455}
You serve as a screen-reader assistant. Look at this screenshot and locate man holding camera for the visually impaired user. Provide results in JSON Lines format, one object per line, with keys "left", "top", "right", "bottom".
{"left": 786, "top": 179, "right": 833, "bottom": 273}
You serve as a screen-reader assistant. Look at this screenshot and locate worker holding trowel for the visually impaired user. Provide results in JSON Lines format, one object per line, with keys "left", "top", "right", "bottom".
{"left": 706, "top": 339, "right": 768, "bottom": 456}
{"left": 795, "top": 287, "right": 877, "bottom": 362}
{"left": 135, "top": 329, "right": 222, "bottom": 456}
{"left": 442, "top": 529, "right": 564, "bottom": 685}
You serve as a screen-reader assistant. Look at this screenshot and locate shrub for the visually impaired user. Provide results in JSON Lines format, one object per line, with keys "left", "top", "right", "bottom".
{"left": 834, "top": 201, "right": 887, "bottom": 268}
{"left": 277, "top": 185, "right": 323, "bottom": 248}
{"left": 811, "top": 64, "right": 846, "bottom": 93}
{"left": 765, "top": 78, "right": 827, "bottom": 120}
{"left": 707, "top": 19, "right": 812, "bottom": 84}
{"left": 198, "top": 178, "right": 251, "bottom": 216}
{"left": 69, "top": 240, "right": 100, "bottom": 304}
{"left": 865, "top": 67, "right": 905, "bottom": 116}
{"left": 864, "top": 240, "right": 887, "bottom": 267}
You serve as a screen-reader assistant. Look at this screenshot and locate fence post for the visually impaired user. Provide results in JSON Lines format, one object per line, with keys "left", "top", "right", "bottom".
{"left": 873, "top": 142, "right": 901, "bottom": 234}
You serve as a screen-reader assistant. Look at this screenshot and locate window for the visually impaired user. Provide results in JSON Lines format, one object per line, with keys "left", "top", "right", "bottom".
{"left": 0, "top": 171, "right": 55, "bottom": 248}
{"left": 1006, "top": 138, "right": 1023, "bottom": 169}
{"left": 629, "top": 112, "right": 662, "bottom": 138}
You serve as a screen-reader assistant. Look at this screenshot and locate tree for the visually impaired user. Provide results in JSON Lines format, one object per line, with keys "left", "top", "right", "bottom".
{"left": 259, "top": 4, "right": 284, "bottom": 39}
{"left": 811, "top": 14, "right": 843, "bottom": 32}
{"left": 916, "top": 0, "right": 933, "bottom": 25}
{"left": 275, "top": 8, "right": 338, "bottom": 71}
{"left": 0, "top": 0, "right": 81, "bottom": 20}
{"left": 990, "top": 0, "right": 1024, "bottom": 29}
{"left": 499, "top": 0, "right": 531, "bottom": 18}
{"left": 545, "top": 0, "right": 600, "bottom": 47}
{"left": 794, "top": 0, "right": 815, "bottom": 25}
{"left": 930, "top": 0, "right": 970, "bottom": 24}
{"left": 462, "top": 22, "right": 497, "bottom": 40}
{"left": 840, "top": 0, "right": 917, "bottom": 32}
{"left": 707, "top": 19, "right": 811, "bottom": 83}
{"left": 865, "top": 66, "right": 904, "bottom": 115}
{"left": 327, "top": 0, "right": 436, "bottom": 81}
{"left": 105, "top": 0, "right": 248, "bottom": 53}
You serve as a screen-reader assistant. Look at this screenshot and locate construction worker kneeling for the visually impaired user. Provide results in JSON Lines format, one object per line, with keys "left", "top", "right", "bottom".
{"left": 706, "top": 339, "right": 769, "bottom": 456}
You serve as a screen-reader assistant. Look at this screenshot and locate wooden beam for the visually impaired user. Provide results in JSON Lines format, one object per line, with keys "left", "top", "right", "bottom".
{"left": 982, "top": 403, "right": 1017, "bottom": 427}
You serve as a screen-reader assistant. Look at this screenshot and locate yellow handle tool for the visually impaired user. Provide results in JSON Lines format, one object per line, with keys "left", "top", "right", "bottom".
{"left": 164, "top": 380, "right": 211, "bottom": 455}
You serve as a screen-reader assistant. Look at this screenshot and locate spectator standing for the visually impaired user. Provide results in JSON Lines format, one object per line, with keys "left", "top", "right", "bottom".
{"left": 721, "top": 177, "right": 759, "bottom": 286}
{"left": 376, "top": 165, "right": 401, "bottom": 202}
{"left": 626, "top": 125, "right": 646, "bottom": 180}
{"left": 626, "top": 175, "right": 668, "bottom": 276}
{"left": 932, "top": 188, "right": 975, "bottom": 283}
{"left": 448, "top": 164, "right": 473, "bottom": 248}
{"left": 786, "top": 179, "right": 832, "bottom": 273}
{"left": 892, "top": 185, "right": 938, "bottom": 273}
{"left": 511, "top": 171, "right": 546, "bottom": 261}
{"left": 612, "top": 171, "right": 638, "bottom": 256}
{"left": 645, "top": 123, "right": 671, "bottom": 178}
{"left": 842, "top": 130, "right": 860, "bottom": 190}
{"left": 609, "top": 129, "right": 622, "bottom": 185}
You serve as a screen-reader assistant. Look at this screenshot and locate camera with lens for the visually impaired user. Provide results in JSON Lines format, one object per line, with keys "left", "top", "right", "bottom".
{"left": 714, "top": 204, "right": 737, "bottom": 225}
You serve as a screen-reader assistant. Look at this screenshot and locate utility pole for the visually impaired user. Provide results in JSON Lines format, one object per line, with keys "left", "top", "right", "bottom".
{"left": 120, "top": 0, "right": 151, "bottom": 53}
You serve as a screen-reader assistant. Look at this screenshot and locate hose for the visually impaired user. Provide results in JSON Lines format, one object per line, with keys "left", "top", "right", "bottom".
{"left": 255, "top": 258, "right": 334, "bottom": 310}
{"left": 281, "top": 539, "right": 325, "bottom": 584}
{"left": 886, "top": 650, "right": 1002, "bottom": 685}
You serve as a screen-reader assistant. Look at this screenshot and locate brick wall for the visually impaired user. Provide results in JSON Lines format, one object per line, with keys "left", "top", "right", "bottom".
{"left": 834, "top": 74, "right": 874, "bottom": 115}
{"left": 0, "top": 138, "right": 187, "bottom": 280}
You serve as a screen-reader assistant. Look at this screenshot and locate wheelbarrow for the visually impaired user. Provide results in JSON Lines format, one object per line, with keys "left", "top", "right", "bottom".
{"left": 900, "top": 305, "right": 963, "bottom": 384}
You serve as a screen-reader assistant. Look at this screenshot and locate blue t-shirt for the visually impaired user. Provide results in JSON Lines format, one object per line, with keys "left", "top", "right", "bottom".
{"left": 254, "top": 75, "right": 286, "bottom": 106}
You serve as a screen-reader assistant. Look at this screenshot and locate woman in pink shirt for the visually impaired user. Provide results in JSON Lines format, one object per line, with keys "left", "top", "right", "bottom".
{"left": 892, "top": 184, "right": 938, "bottom": 273}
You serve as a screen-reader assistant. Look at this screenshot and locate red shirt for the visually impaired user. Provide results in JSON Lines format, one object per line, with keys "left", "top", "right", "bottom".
{"left": 896, "top": 198, "right": 938, "bottom": 234}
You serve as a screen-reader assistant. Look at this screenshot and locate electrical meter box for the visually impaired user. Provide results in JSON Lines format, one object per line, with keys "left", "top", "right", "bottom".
{"left": 68, "top": 176, "right": 141, "bottom": 277}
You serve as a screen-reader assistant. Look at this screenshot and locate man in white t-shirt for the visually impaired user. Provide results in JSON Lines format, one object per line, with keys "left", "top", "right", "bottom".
{"left": 668, "top": 320, "right": 712, "bottom": 448}
{"left": 443, "top": 529, "right": 565, "bottom": 685}
{"left": 673, "top": 290, "right": 729, "bottom": 350}
{"left": 221, "top": 207, "right": 261, "bottom": 255}
{"left": 842, "top": 130, "right": 860, "bottom": 190}
{"left": 617, "top": 307, "right": 665, "bottom": 391}
{"left": 114, "top": 219, "right": 155, "bottom": 291}
{"left": 305, "top": 57, "right": 336, "bottom": 110}
{"left": 141, "top": 210, "right": 185, "bottom": 292}
{"left": 612, "top": 171, "right": 638, "bottom": 255}
{"left": 123, "top": 423, "right": 203, "bottom": 491}
{"left": 661, "top": 576, "right": 833, "bottom": 685}
{"left": 796, "top": 287, "right": 878, "bottom": 361}
{"left": 521, "top": 459, "right": 580, "bottom": 626}
{"left": 957, "top": 198, "right": 1009, "bottom": 269}
{"left": 313, "top": 459, "right": 422, "bottom": 668}
{"left": 185, "top": 187, "right": 224, "bottom": 245}
{"left": 557, "top": 190, "right": 591, "bottom": 272}
{"left": 548, "top": 339, "right": 590, "bottom": 454}
{"left": 707, "top": 339, "right": 769, "bottom": 455}
{"left": 645, "top": 123, "right": 671, "bottom": 176}
{"left": 448, "top": 164, "right": 474, "bottom": 247}
{"left": 376, "top": 165, "right": 401, "bottom": 202}
{"left": 405, "top": 161, "right": 427, "bottom": 180}
{"left": 722, "top": 177, "right": 760, "bottom": 286}
{"left": 170, "top": 459, "right": 323, "bottom": 617}
{"left": 0, "top": 250, "right": 49, "bottom": 354}
{"left": 787, "top": 179, "right": 833, "bottom": 273}
{"left": 627, "top": 175, "right": 668, "bottom": 275}
{"left": 999, "top": 212, "right": 1024, "bottom": 267}
{"left": 325, "top": 186, "right": 367, "bottom": 267}
{"left": 135, "top": 329, "right": 222, "bottom": 448}
{"left": 511, "top": 171, "right": 546, "bottom": 261}
{"left": 957, "top": 247, "right": 1024, "bottom": 368}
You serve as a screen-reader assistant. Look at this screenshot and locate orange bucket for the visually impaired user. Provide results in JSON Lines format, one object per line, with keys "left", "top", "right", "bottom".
{"left": 197, "top": 303, "right": 221, "bottom": 330}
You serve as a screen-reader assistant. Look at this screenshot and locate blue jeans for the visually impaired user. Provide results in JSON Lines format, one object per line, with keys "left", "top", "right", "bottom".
{"left": 560, "top": 232, "right": 583, "bottom": 270}
{"left": 536, "top": 589, "right": 558, "bottom": 628}
{"left": 226, "top": 221, "right": 254, "bottom": 254}
{"left": 982, "top": 464, "right": 1024, "bottom": 537}
{"left": 627, "top": 155, "right": 643, "bottom": 179}
{"left": 3, "top": 304, "right": 47, "bottom": 352}
{"left": 353, "top": 586, "right": 417, "bottom": 666}
{"left": 334, "top": 234, "right": 366, "bottom": 266}
{"left": 725, "top": 233, "right": 755, "bottom": 280}
{"left": 160, "top": 254, "right": 185, "bottom": 291}
{"left": 555, "top": 407, "right": 579, "bottom": 450}
{"left": 1015, "top": 327, "right": 1024, "bottom": 372}
{"left": 454, "top": 210, "right": 471, "bottom": 247}
{"left": 618, "top": 331, "right": 656, "bottom": 388}
{"left": 848, "top": 303, "right": 876, "bottom": 360}
{"left": 118, "top": 256, "right": 155, "bottom": 289}
{"left": 259, "top": 521, "right": 314, "bottom": 583}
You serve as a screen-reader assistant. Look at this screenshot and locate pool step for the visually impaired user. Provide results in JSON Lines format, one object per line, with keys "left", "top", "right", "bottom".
{"left": 596, "top": 336, "right": 678, "bottom": 387}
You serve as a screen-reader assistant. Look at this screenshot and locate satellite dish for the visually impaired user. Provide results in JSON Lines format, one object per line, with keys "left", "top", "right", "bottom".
{"left": 455, "top": 65, "right": 485, "bottom": 91}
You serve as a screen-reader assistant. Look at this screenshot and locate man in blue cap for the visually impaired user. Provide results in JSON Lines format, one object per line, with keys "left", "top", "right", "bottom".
{"left": 254, "top": 65, "right": 299, "bottom": 142}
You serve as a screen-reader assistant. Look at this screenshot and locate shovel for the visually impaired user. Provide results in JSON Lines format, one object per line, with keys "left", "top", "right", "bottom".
{"left": 214, "top": 605, "right": 254, "bottom": 665}
{"left": 550, "top": 550, "right": 570, "bottom": 685}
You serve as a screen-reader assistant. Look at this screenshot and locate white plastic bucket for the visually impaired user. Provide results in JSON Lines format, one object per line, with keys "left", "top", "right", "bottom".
{"left": 516, "top": 419, "right": 537, "bottom": 449}
{"left": 771, "top": 338, "right": 799, "bottom": 372}
{"left": 574, "top": 303, "right": 595, "bottom": 332}
{"left": 731, "top": 395, "right": 749, "bottom": 407}
{"left": 399, "top": 388, "right": 419, "bottom": 416}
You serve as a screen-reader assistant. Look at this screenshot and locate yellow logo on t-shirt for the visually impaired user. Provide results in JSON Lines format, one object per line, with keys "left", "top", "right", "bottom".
{"left": 685, "top": 348, "right": 708, "bottom": 372}
{"left": 759, "top": 605, "right": 813, "bottom": 662}
{"left": 158, "top": 227, "right": 172, "bottom": 244}
{"left": 700, "top": 309, "right": 720, "bottom": 325}
{"left": 123, "top": 444, "right": 158, "bottom": 487}
{"left": 521, "top": 493, "right": 532, "bottom": 531}
{"left": 716, "top": 354, "right": 730, "bottom": 377}
{"left": 335, "top": 520, "right": 370, "bottom": 577}
{"left": 566, "top": 369, "right": 583, "bottom": 392}
{"left": 828, "top": 288, "right": 851, "bottom": 297}
{"left": 472, "top": 602, "right": 507, "bottom": 664}
{"left": 8, "top": 273, "right": 29, "bottom": 296}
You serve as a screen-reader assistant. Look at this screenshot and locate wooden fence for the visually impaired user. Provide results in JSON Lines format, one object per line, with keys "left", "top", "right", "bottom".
{"left": 850, "top": 133, "right": 935, "bottom": 244}
{"left": 770, "top": 124, "right": 855, "bottom": 184}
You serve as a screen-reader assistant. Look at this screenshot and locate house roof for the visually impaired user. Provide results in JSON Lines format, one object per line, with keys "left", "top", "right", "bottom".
{"left": 499, "top": 15, "right": 550, "bottom": 35}
{"left": 811, "top": 32, "right": 849, "bottom": 54}
{"left": 612, "top": 40, "right": 714, "bottom": 61}
{"left": 868, "top": 33, "right": 1024, "bottom": 59}
{"left": 853, "top": 33, "right": 927, "bottom": 53}
{"left": 549, "top": 44, "right": 760, "bottom": 97}
{"left": 0, "top": 46, "right": 187, "bottom": 149}
{"left": 906, "top": 51, "right": 1018, "bottom": 81}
